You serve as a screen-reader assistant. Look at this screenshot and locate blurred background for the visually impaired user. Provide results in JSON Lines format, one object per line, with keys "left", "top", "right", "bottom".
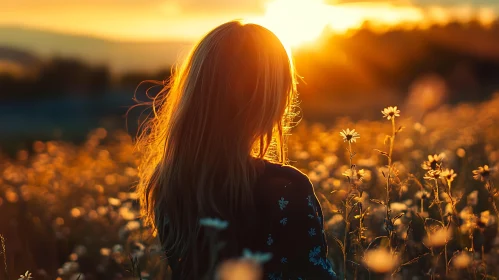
{"left": 1, "top": 0, "right": 499, "bottom": 279}
{"left": 1, "top": 0, "right": 499, "bottom": 151}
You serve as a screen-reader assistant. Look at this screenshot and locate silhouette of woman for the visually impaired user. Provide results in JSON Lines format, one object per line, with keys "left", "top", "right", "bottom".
{"left": 136, "top": 20, "right": 336, "bottom": 279}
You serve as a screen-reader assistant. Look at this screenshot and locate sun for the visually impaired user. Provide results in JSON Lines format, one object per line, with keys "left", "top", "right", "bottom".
{"left": 251, "top": 0, "right": 333, "bottom": 48}
{"left": 249, "top": 0, "right": 427, "bottom": 49}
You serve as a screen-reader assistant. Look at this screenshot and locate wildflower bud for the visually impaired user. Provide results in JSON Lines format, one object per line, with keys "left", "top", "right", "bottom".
{"left": 453, "top": 252, "right": 471, "bottom": 269}
{"left": 216, "top": 259, "right": 262, "bottom": 280}
{"left": 363, "top": 249, "right": 399, "bottom": 273}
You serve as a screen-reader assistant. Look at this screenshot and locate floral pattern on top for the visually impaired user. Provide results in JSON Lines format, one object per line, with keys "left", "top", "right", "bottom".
{"left": 278, "top": 197, "right": 289, "bottom": 210}
{"left": 267, "top": 234, "right": 274, "bottom": 246}
{"left": 262, "top": 165, "right": 337, "bottom": 280}
{"left": 159, "top": 161, "right": 338, "bottom": 280}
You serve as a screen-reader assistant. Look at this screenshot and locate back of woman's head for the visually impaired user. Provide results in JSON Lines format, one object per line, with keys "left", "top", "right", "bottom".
{"left": 136, "top": 20, "right": 297, "bottom": 277}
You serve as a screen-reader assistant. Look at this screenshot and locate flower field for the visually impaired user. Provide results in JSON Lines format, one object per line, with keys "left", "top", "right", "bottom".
{"left": 2, "top": 94, "right": 499, "bottom": 279}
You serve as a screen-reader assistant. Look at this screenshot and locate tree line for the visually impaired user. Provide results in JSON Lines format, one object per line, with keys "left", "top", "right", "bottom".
{"left": 1, "top": 20, "right": 499, "bottom": 116}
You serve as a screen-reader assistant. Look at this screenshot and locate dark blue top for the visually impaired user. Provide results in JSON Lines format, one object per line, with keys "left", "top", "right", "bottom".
{"left": 158, "top": 160, "right": 337, "bottom": 279}
{"left": 252, "top": 161, "right": 336, "bottom": 279}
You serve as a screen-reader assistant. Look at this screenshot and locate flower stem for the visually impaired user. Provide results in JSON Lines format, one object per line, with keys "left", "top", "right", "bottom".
{"left": 0, "top": 234, "right": 7, "bottom": 280}
{"left": 444, "top": 243, "right": 448, "bottom": 277}
{"left": 470, "top": 229, "right": 476, "bottom": 280}
{"left": 433, "top": 179, "right": 448, "bottom": 277}
{"left": 358, "top": 205, "right": 363, "bottom": 245}
{"left": 386, "top": 118, "right": 396, "bottom": 205}
{"left": 384, "top": 118, "right": 396, "bottom": 251}
{"left": 343, "top": 141, "right": 354, "bottom": 280}
{"left": 491, "top": 196, "right": 499, "bottom": 217}
{"left": 348, "top": 141, "right": 353, "bottom": 168}
{"left": 343, "top": 201, "right": 350, "bottom": 280}
{"left": 487, "top": 180, "right": 499, "bottom": 216}
{"left": 446, "top": 180, "right": 459, "bottom": 223}
{"left": 389, "top": 118, "right": 395, "bottom": 166}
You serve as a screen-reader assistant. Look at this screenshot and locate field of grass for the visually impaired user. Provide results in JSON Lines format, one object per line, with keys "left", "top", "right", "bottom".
{"left": 1, "top": 94, "right": 499, "bottom": 279}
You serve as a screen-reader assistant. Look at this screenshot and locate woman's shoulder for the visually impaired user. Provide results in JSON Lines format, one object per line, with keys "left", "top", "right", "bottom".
{"left": 260, "top": 160, "right": 310, "bottom": 184}
{"left": 254, "top": 160, "right": 315, "bottom": 202}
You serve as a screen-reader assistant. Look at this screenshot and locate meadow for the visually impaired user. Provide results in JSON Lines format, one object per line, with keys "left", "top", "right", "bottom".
{"left": 1, "top": 94, "right": 499, "bottom": 279}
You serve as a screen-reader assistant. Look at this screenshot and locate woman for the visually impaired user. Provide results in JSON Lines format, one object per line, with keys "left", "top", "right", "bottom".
{"left": 136, "top": 20, "right": 336, "bottom": 279}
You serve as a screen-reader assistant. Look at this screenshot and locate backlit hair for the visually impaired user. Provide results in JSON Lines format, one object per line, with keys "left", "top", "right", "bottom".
{"left": 135, "top": 20, "right": 297, "bottom": 277}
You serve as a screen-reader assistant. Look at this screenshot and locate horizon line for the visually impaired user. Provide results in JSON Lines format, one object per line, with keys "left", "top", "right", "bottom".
{"left": 0, "top": 24, "right": 195, "bottom": 44}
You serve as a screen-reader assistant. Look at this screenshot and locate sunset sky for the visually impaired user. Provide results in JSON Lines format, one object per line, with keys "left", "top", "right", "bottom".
{"left": 1, "top": 0, "right": 499, "bottom": 46}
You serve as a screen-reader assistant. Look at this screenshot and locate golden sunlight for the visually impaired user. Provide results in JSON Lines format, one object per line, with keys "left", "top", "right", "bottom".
{"left": 252, "top": 0, "right": 332, "bottom": 47}
{"left": 251, "top": 0, "right": 426, "bottom": 48}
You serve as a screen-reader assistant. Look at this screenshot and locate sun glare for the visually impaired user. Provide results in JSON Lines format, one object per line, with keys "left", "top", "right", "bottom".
{"left": 251, "top": 0, "right": 426, "bottom": 49}
{"left": 251, "top": 0, "right": 331, "bottom": 48}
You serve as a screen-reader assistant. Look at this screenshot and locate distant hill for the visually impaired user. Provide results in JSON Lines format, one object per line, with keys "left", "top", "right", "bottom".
{"left": 0, "top": 46, "right": 41, "bottom": 78}
{"left": 2, "top": 22, "right": 499, "bottom": 121}
{"left": 0, "top": 46, "right": 40, "bottom": 66}
{"left": 0, "top": 26, "right": 194, "bottom": 74}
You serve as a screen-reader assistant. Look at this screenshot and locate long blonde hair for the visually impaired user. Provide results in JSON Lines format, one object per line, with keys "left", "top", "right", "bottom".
{"left": 135, "top": 20, "right": 297, "bottom": 276}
